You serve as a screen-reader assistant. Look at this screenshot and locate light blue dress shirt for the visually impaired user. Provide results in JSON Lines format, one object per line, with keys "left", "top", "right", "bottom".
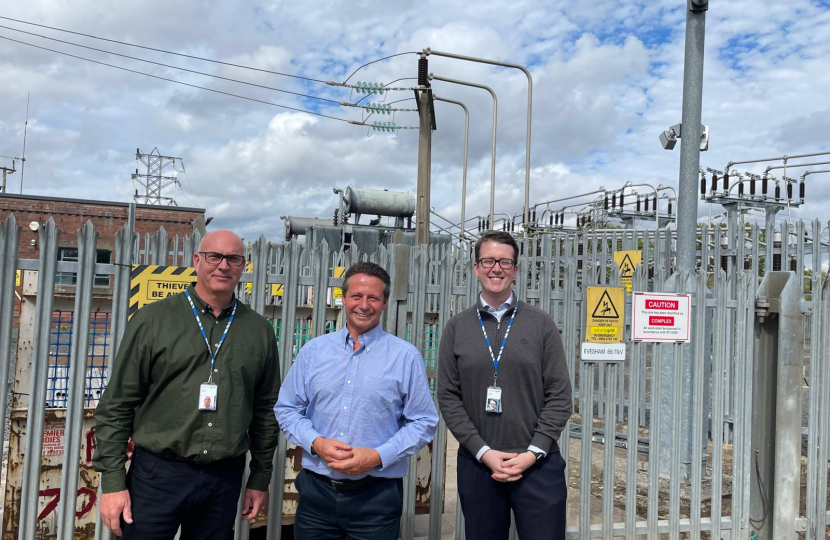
{"left": 274, "top": 324, "right": 438, "bottom": 480}
{"left": 476, "top": 293, "right": 547, "bottom": 462}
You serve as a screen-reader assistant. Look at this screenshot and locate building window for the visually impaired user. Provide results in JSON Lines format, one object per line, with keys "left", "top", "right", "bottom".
{"left": 56, "top": 248, "right": 112, "bottom": 287}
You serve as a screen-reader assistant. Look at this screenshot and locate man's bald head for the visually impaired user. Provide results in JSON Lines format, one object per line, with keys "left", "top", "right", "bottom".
{"left": 198, "top": 230, "right": 244, "bottom": 254}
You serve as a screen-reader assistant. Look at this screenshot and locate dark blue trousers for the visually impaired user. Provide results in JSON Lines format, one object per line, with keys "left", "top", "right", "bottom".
{"left": 457, "top": 448, "right": 567, "bottom": 540}
{"left": 120, "top": 446, "right": 246, "bottom": 540}
{"left": 294, "top": 469, "right": 403, "bottom": 540}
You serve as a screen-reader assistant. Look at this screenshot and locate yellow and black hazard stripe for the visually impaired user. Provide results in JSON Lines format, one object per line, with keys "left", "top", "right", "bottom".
{"left": 129, "top": 265, "right": 198, "bottom": 317}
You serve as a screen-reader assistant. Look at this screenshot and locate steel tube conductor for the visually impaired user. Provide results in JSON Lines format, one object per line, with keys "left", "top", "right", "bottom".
{"left": 430, "top": 74, "right": 498, "bottom": 229}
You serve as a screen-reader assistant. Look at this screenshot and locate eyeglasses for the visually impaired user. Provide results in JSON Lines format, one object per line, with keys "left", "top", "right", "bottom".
{"left": 198, "top": 252, "right": 246, "bottom": 267}
{"left": 477, "top": 257, "right": 516, "bottom": 269}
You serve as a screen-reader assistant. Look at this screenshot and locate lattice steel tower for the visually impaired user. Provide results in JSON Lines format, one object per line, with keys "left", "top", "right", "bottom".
{"left": 132, "top": 147, "right": 182, "bottom": 206}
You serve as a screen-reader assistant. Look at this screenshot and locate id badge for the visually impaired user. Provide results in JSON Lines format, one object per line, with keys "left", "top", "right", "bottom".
{"left": 485, "top": 386, "right": 502, "bottom": 413}
{"left": 199, "top": 383, "right": 218, "bottom": 411}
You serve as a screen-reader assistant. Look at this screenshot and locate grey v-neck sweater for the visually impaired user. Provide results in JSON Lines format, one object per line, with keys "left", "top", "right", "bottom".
{"left": 437, "top": 296, "right": 573, "bottom": 458}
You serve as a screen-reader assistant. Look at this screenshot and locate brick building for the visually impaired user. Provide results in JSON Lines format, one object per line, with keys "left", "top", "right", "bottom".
{"left": 1, "top": 193, "right": 205, "bottom": 328}
{"left": 0, "top": 192, "right": 205, "bottom": 263}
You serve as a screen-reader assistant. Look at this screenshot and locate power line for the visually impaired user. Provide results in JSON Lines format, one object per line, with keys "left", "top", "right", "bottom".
{"left": 0, "top": 15, "right": 330, "bottom": 84}
{"left": 343, "top": 52, "right": 418, "bottom": 84}
{"left": 0, "top": 34, "right": 354, "bottom": 123}
{"left": 0, "top": 24, "right": 343, "bottom": 104}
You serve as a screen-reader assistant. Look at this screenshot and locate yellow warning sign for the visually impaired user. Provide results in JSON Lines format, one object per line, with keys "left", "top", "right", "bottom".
{"left": 614, "top": 251, "right": 642, "bottom": 292}
{"left": 130, "top": 265, "right": 197, "bottom": 317}
{"left": 243, "top": 262, "right": 284, "bottom": 297}
{"left": 331, "top": 266, "right": 345, "bottom": 305}
{"left": 16, "top": 270, "right": 21, "bottom": 286}
{"left": 585, "top": 286, "right": 625, "bottom": 343}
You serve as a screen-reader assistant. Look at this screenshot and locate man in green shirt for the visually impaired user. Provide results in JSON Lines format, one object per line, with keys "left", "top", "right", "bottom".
{"left": 93, "top": 230, "right": 281, "bottom": 539}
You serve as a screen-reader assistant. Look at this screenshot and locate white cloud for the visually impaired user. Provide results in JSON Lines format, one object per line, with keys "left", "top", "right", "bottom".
{"left": 0, "top": 0, "right": 828, "bottom": 239}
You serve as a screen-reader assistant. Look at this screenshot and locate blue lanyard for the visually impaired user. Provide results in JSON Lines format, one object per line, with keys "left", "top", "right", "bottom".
{"left": 185, "top": 289, "right": 237, "bottom": 383}
{"left": 476, "top": 300, "right": 518, "bottom": 385}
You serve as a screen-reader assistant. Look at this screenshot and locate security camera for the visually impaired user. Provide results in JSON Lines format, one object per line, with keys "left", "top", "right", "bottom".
{"left": 659, "top": 129, "right": 678, "bottom": 150}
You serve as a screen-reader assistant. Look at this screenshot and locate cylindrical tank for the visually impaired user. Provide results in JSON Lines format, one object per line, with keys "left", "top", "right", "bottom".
{"left": 344, "top": 187, "right": 416, "bottom": 217}
{"left": 283, "top": 216, "right": 333, "bottom": 237}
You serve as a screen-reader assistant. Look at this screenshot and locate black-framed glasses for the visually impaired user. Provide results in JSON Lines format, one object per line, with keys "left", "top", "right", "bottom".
{"left": 198, "top": 252, "right": 246, "bottom": 267}
{"left": 477, "top": 257, "right": 516, "bottom": 269}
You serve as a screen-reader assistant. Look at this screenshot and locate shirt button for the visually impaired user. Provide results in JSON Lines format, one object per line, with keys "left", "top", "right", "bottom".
{"left": 203, "top": 450, "right": 208, "bottom": 454}
{"left": 347, "top": 380, "right": 352, "bottom": 384}
{"left": 343, "top": 406, "right": 348, "bottom": 410}
{"left": 214, "top": 369, "right": 218, "bottom": 373}
{"left": 340, "top": 432, "right": 344, "bottom": 436}
{"left": 208, "top": 423, "right": 213, "bottom": 427}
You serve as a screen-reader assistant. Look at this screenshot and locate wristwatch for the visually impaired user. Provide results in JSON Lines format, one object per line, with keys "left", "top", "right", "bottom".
{"left": 530, "top": 450, "right": 545, "bottom": 461}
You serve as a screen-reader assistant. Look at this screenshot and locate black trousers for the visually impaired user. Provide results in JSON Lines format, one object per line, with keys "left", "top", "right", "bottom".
{"left": 120, "top": 446, "right": 246, "bottom": 540}
{"left": 294, "top": 469, "right": 403, "bottom": 540}
{"left": 457, "top": 448, "right": 567, "bottom": 540}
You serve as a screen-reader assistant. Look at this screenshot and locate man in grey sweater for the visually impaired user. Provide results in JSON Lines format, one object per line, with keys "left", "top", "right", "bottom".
{"left": 437, "top": 231, "right": 572, "bottom": 540}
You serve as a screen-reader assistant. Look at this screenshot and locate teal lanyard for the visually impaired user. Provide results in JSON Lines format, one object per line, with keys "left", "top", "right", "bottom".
{"left": 476, "top": 300, "right": 518, "bottom": 386}
{"left": 185, "top": 289, "right": 237, "bottom": 383}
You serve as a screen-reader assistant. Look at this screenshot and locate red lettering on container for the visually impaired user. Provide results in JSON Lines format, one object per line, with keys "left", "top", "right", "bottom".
{"left": 646, "top": 299, "right": 678, "bottom": 310}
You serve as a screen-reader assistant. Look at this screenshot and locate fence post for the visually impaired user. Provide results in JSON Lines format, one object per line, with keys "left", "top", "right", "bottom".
{"left": 0, "top": 215, "right": 21, "bottom": 455}
{"left": 751, "top": 271, "right": 805, "bottom": 539}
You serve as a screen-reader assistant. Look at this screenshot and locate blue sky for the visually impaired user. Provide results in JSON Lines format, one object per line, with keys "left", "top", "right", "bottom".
{"left": 0, "top": 0, "right": 828, "bottom": 240}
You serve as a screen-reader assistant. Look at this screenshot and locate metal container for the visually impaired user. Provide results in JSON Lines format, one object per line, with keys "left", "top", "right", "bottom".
{"left": 343, "top": 188, "right": 415, "bottom": 218}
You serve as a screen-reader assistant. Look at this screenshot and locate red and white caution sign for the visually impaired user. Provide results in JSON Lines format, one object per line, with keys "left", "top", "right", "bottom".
{"left": 631, "top": 292, "right": 691, "bottom": 342}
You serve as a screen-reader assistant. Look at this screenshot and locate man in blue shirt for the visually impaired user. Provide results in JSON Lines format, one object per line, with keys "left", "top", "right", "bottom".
{"left": 275, "top": 261, "right": 438, "bottom": 540}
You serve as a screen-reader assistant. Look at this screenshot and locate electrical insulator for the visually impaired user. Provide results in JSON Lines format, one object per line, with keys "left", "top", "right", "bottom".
{"left": 604, "top": 195, "right": 609, "bottom": 210}
{"left": 620, "top": 192, "right": 625, "bottom": 207}
{"left": 577, "top": 216, "right": 583, "bottom": 227}
{"left": 800, "top": 181, "right": 805, "bottom": 201}
{"left": 502, "top": 221, "right": 506, "bottom": 231}
{"left": 720, "top": 234, "right": 729, "bottom": 272}
{"left": 477, "top": 218, "right": 482, "bottom": 232}
{"left": 701, "top": 176, "right": 707, "bottom": 195}
{"left": 711, "top": 174, "right": 718, "bottom": 192}
{"left": 790, "top": 258, "right": 797, "bottom": 271}
{"left": 738, "top": 182, "right": 744, "bottom": 196}
{"left": 773, "top": 231, "right": 782, "bottom": 271}
{"left": 762, "top": 177, "right": 768, "bottom": 195}
{"left": 636, "top": 197, "right": 641, "bottom": 212}
{"left": 356, "top": 81, "right": 385, "bottom": 95}
{"left": 644, "top": 197, "right": 650, "bottom": 212}
{"left": 549, "top": 213, "right": 554, "bottom": 226}
{"left": 787, "top": 182, "right": 793, "bottom": 200}
{"left": 775, "top": 184, "right": 781, "bottom": 200}
{"left": 744, "top": 257, "right": 751, "bottom": 270}
{"left": 723, "top": 173, "right": 730, "bottom": 191}
{"left": 532, "top": 209, "right": 537, "bottom": 222}
{"left": 652, "top": 195, "right": 657, "bottom": 211}
{"left": 372, "top": 121, "right": 396, "bottom": 132}
{"left": 418, "top": 57, "right": 429, "bottom": 87}
{"left": 611, "top": 193, "right": 617, "bottom": 209}
{"left": 668, "top": 200, "right": 673, "bottom": 215}
{"left": 365, "top": 103, "right": 393, "bottom": 115}
{"left": 750, "top": 178, "right": 756, "bottom": 196}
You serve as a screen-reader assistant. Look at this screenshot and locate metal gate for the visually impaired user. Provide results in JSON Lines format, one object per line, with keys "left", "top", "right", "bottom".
{"left": 2, "top": 211, "right": 830, "bottom": 539}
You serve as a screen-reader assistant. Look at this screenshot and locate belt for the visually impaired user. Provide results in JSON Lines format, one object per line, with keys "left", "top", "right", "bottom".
{"left": 305, "top": 469, "right": 393, "bottom": 492}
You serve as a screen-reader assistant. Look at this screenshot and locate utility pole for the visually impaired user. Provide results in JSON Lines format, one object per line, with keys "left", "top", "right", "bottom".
{"left": 414, "top": 55, "right": 436, "bottom": 246}
{"left": 0, "top": 156, "right": 18, "bottom": 194}
{"left": 132, "top": 147, "right": 183, "bottom": 206}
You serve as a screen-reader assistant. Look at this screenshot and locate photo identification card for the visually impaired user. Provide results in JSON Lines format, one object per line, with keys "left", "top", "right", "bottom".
{"left": 199, "top": 383, "right": 218, "bottom": 411}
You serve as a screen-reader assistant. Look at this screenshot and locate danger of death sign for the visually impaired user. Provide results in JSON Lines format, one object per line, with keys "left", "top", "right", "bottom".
{"left": 631, "top": 292, "right": 691, "bottom": 342}
{"left": 585, "top": 286, "right": 625, "bottom": 343}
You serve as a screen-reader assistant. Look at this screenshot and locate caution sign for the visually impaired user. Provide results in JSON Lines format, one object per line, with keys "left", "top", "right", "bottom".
{"left": 631, "top": 292, "right": 691, "bottom": 342}
{"left": 614, "top": 250, "right": 642, "bottom": 292}
{"left": 130, "top": 265, "right": 197, "bottom": 316}
{"left": 585, "top": 286, "right": 625, "bottom": 343}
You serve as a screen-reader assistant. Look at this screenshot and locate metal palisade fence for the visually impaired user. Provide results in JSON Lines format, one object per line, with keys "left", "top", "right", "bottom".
{"left": 2, "top": 212, "right": 830, "bottom": 539}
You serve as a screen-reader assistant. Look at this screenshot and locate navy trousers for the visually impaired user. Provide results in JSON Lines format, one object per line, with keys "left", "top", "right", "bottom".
{"left": 119, "top": 446, "right": 246, "bottom": 540}
{"left": 457, "top": 448, "right": 567, "bottom": 540}
{"left": 294, "top": 469, "right": 403, "bottom": 540}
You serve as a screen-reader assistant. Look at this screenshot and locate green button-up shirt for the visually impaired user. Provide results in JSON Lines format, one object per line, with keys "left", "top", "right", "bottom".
{"left": 93, "top": 285, "right": 281, "bottom": 493}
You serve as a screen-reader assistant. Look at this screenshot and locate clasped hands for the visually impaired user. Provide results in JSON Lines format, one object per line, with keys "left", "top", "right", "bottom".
{"left": 311, "top": 437, "right": 381, "bottom": 476}
{"left": 480, "top": 450, "right": 536, "bottom": 482}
